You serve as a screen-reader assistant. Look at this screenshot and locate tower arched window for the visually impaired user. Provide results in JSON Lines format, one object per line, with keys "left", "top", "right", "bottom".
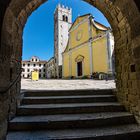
{"left": 62, "top": 15, "right": 65, "bottom": 21}
{"left": 66, "top": 16, "right": 68, "bottom": 22}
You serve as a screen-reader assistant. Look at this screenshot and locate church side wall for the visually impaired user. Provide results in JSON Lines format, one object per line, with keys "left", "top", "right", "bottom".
{"left": 92, "top": 37, "right": 108, "bottom": 73}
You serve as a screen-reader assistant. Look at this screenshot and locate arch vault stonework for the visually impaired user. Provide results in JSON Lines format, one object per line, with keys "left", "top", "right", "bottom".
{"left": 0, "top": 0, "right": 140, "bottom": 139}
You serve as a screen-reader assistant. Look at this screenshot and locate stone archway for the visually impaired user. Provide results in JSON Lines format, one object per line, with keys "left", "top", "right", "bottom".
{"left": 0, "top": 0, "right": 140, "bottom": 139}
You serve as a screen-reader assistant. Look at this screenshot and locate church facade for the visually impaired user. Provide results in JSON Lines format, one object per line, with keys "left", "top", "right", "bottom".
{"left": 62, "top": 14, "right": 114, "bottom": 78}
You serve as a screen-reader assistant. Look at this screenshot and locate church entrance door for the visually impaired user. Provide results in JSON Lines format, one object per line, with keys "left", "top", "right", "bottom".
{"left": 77, "top": 61, "right": 83, "bottom": 76}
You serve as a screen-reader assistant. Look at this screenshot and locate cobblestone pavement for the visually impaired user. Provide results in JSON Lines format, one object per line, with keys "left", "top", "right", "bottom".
{"left": 21, "top": 79, "right": 116, "bottom": 90}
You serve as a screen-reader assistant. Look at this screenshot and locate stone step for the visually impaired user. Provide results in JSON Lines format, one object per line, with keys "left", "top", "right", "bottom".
{"left": 7, "top": 124, "right": 140, "bottom": 140}
{"left": 22, "top": 95, "right": 117, "bottom": 105}
{"left": 23, "top": 89, "right": 115, "bottom": 97}
{"left": 17, "top": 103, "right": 125, "bottom": 116}
{"left": 9, "top": 112, "right": 135, "bottom": 131}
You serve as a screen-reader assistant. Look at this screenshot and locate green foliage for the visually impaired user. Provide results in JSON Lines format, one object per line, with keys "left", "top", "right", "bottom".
{"left": 81, "top": 75, "right": 88, "bottom": 79}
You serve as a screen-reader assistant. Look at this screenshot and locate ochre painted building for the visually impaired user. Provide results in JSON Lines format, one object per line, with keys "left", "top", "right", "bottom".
{"left": 63, "top": 14, "right": 114, "bottom": 78}
{"left": 31, "top": 70, "right": 39, "bottom": 81}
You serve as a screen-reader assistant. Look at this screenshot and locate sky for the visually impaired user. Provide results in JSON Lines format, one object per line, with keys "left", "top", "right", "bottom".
{"left": 23, "top": 0, "right": 110, "bottom": 61}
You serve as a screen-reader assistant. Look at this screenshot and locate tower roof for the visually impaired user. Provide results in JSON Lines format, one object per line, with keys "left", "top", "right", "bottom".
{"left": 54, "top": 4, "right": 72, "bottom": 14}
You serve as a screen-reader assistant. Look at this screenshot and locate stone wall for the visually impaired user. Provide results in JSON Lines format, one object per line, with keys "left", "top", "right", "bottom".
{"left": 86, "top": 0, "right": 140, "bottom": 123}
{"left": 0, "top": 0, "right": 140, "bottom": 139}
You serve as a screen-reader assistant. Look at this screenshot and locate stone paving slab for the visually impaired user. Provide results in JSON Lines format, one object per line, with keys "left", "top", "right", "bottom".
{"left": 21, "top": 79, "right": 116, "bottom": 90}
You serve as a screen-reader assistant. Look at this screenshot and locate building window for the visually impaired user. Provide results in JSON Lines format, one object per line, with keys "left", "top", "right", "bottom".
{"left": 23, "top": 64, "right": 25, "bottom": 67}
{"left": 32, "top": 59, "right": 34, "bottom": 62}
{"left": 66, "top": 16, "right": 68, "bottom": 22}
{"left": 62, "top": 15, "right": 65, "bottom": 21}
{"left": 27, "top": 74, "right": 30, "bottom": 78}
{"left": 22, "top": 68, "right": 25, "bottom": 72}
{"left": 34, "top": 64, "right": 36, "bottom": 67}
{"left": 28, "top": 64, "right": 30, "bottom": 67}
{"left": 39, "top": 69, "right": 41, "bottom": 72}
{"left": 23, "top": 74, "right": 24, "bottom": 78}
{"left": 39, "top": 64, "right": 41, "bottom": 67}
{"left": 27, "top": 69, "right": 30, "bottom": 72}
{"left": 39, "top": 74, "right": 41, "bottom": 78}
{"left": 43, "top": 69, "right": 46, "bottom": 72}
{"left": 43, "top": 74, "right": 45, "bottom": 78}
{"left": 36, "top": 59, "right": 37, "bottom": 62}
{"left": 44, "top": 64, "right": 46, "bottom": 67}
{"left": 62, "top": 15, "right": 68, "bottom": 22}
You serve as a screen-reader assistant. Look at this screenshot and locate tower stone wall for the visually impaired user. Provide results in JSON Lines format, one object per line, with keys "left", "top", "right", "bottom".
{"left": 54, "top": 4, "right": 72, "bottom": 78}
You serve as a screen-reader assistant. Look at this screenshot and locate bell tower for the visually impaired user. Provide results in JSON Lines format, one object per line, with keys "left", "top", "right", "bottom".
{"left": 54, "top": 4, "right": 72, "bottom": 78}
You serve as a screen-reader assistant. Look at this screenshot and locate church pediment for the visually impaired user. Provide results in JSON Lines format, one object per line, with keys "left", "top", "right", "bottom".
{"left": 75, "top": 55, "right": 84, "bottom": 62}
{"left": 69, "top": 14, "right": 90, "bottom": 32}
